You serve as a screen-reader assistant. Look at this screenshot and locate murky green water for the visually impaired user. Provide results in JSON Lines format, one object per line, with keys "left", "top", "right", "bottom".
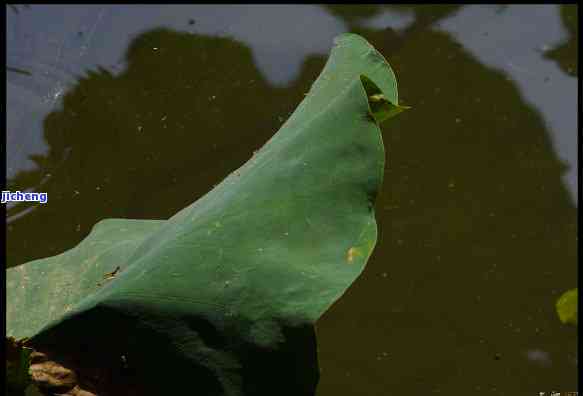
{"left": 6, "top": 5, "right": 578, "bottom": 395}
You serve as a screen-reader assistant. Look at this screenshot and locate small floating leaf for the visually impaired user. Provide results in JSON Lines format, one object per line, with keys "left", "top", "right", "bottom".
{"left": 556, "top": 288, "right": 577, "bottom": 325}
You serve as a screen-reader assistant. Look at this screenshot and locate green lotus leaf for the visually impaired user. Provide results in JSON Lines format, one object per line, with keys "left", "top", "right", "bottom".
{"left": 6, "top": 33, "right": 406, "bottom": 395}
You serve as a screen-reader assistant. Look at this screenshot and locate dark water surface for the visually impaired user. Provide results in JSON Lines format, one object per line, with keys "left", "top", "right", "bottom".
{"left": 6, "top": 4, "right": 578, "bottom": 395}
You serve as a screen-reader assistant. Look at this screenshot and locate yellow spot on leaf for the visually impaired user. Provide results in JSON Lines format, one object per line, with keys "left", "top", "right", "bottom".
{"left": 347, "top": 247, "right": 360, "bottom": 263}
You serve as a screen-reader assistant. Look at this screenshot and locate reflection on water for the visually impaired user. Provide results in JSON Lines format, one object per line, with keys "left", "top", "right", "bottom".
{"left": 172, "top": 5, "right": 345, "bottom": 85}
{"left": 314, "top": 5, "right": 577, "bottom": 396}
{"left": 5, "top": 4, "right": 577, "bottom": 395}
{"left": 545, "top": 5, "right": 578, "bottom": 78}
{"left": 437, "top": 4, "right": 578, "bottom": 205}
{"left": 5, "top": 5, "right": 346, "bottom": 197}
{"left": 7, "top": 5, "right": 350, "bottom": 86}
{"left": 360, "top": 8, "right": 416, "bottom": 31}
{"left": 526, "top": 348, "right": 552, "bottom": 367}
{"left": 6, "top": 25, "right": 321, "bottom": 265}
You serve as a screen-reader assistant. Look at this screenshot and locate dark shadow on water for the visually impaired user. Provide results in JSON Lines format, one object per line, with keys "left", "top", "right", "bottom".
{"left": 7, "top": 28, "right": 322, "bottom": 267}
{"left": 315, "top": 14, "right": 577, "bottom": 396}
{"left": 324, "top": 4, "right": 463, "bottom": 27}
{"left": 544, "top": 4, "right": 578, "bottom": 77}
{"left": 30, "top": 301, "right": 319, "bottom": 395}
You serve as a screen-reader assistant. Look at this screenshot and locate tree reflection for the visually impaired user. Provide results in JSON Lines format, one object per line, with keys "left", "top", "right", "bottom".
{"left": 7, "top": 28, "right": 322, "bottom": 266}
{"left": 314, "top": 9, "right": 577, "bottom": 396}
{"left": 544, "top": 4, "right": 578, "bottom": 76}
